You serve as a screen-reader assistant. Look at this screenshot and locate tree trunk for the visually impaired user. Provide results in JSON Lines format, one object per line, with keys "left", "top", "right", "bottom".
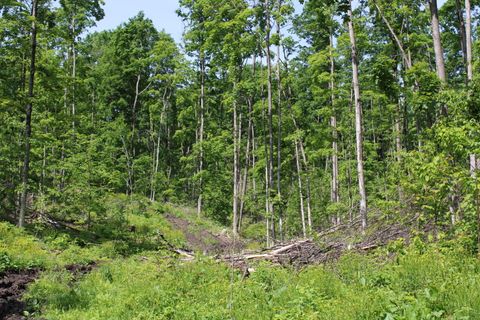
{"left": 239, "top": 54, "right": 258, "bottom": 229}
{"left": 348, "top": 2, "right": 368, "bottom": 231}
{"left": 275, "top": 0, "right": 283, "bottom": 240}
{"left": 19, "top": 0, "right": 39, "bottom": 228}
{"left": 455, "top": 0, "right": 468, "bottom": 70}
{"left": 239, "top": 97, "right": 254, "bottom": 232}
{"left": 465, "top": 0, "right": 473, "bottom": 82}
{"left": 299, "top": 141, "right": 312, "bottom": 231}
{"left": 71, "top": 16, "right": 77, "bottom": 135}
{"left": 330, "top": 33, "right": 340, "bottom": 224}
{"left": 471, "top": 155, "right": 480, "bottom": 177}
{"left": 265, "top": 0, "right": 275, "bottom": 241}
{"left": 428, "top": 0, "right": 447, "bottom": 84}
{"left": 197, "top": 55, "right": 205, "bottom": 217}
{"left": 374, "top": 3, "right": 412, "bottom": 69}
{"left": 233, "top": 84, "right": 240, "bottom": 235}
{"left": 127, "top": 74, "right": 141, "bottom": 195}
{"left": 295, "top": 140, "right": 307, "bottom": 238}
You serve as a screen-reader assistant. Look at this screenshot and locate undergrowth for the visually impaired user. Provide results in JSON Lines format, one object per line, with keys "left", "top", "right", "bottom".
{"left": 0, "top": 196, "right": 186, "bottom": 273}
{"left": 3, "top": 196, "right": 480, "bottom": 319}
{"left": 24, "top": 242, "right": 480, "bottom": 320}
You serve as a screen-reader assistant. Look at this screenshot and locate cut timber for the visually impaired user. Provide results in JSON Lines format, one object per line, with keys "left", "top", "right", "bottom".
{"left": 220, "top": 214, "right": 419, "bottom": 268}
{"left": 174, "top": 248, "right": 195, "bottom": 261}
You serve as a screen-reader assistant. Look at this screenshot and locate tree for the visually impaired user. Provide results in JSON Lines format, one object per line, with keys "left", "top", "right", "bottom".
{"left": 56, "top": 0, "right": 104, "bottom": 134}
{"left": 178, "top": 0, "right": 210, "bottom": 218}
{"left": 428, "top": 0, "right": 447, "bottom": 84}
{"left": 19, "top": 0, "right": 41, "bottom": 227}
{"left": 347, "top": 0, "right": 368, "bottom": 231}
{"left": 465, "top": 0, "right": 473, "bottom": 82}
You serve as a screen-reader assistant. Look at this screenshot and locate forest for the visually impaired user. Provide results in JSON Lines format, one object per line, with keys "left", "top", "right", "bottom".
{"left": 1, "top": 0, "right": 480, "bottom": 319}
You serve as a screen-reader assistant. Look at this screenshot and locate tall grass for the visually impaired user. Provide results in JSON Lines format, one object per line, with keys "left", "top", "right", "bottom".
{"left": 26, "top": 246, "right": 480, "bottom": 319}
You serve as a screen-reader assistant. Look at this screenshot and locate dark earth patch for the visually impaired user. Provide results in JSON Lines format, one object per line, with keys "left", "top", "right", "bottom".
{"left": 64, "top": 261, "right": 97, "bottom": 280}
{"left": 166, "top": 214, "right": 243, "bottom": 255}
{"left": 0, "top": 269, "right": 39, "bottom": 320}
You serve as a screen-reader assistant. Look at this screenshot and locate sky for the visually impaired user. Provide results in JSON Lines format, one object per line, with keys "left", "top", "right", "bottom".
{"left": 90, "top": 0, "right": 447, "bottom": 44}
{"left": 91, "top": 0, "right": 184, "bottom": 42}
{"left": 90, "top": 0, "right": 303, "bottom": 44}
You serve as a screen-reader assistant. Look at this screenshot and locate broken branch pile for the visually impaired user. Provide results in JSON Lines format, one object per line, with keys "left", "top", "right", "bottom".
{"left": 221, "top": 214, "right": 418, "bottom": 268}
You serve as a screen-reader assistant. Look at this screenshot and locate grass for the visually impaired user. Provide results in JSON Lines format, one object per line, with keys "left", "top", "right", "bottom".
{"left": 3, "top": 195, "right": 480, "bottom": 319}
{"left": 0, "top": 196, "right": 187, "bottom": 273}
{"left": 20, "top": 241, "right": 480, "bottom": 320}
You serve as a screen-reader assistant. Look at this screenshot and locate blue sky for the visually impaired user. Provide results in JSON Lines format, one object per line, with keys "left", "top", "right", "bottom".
{"left": 91, "top": 0, "right": 184, "bottom": 42}
{"left": 90, "top": 0, "right": 304, "bottom": 43}
{"left": 90, "top": 0, "right": 447, "bottom": 43}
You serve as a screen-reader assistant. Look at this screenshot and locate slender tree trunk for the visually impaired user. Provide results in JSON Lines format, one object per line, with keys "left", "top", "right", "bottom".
{"left": 298, "top": 141, "right": 312, "bottom": 232}
{"left": 275, "top": 0, "right": 283, "bottom": 240}
{"left": 260, "top": 54, "right": 271, "bottom": 246}
{"left": 465, "top": 0, "right": 473, "bottom": 82}
{"left": 455, "top": 0, "right": 468, "bottom": 66}
{"left": 197, "top": 55, "right": 205, "bottom": 217}
{"left": 294, "top": 140, "right": 306, "bottom": 238}
{"left": 251, "top": 121, "right": 258, "bottom": 207}
{"left": 233, "top": 83, "right": 240, "bottom": 235}
{"left": 265, "top": 0, "right": 275, "bottom": 241}
{"left": 471, "top": 155, "right": 479, "bottom": 178}
{"left": 374, "top": 3, "right": 412, "bottom": 69}
{"left": 428, "top": 0, "right": 447, "bottom": 84}
{"left": 152, "top": 89, "right": 170, "bottom": 201}
{"left": 71, "top": 16, "right": 77, "bottom": 135}
{"left": 376, "top": 8, "right": 419, "bottom": 153}
{"left": 126, "top": 74, "right": 141, "bottom": 195}
{"left": 284, "top": 46, "right": 312, "bottom": 232}
{"left": 150, "top": 132, "right": 161, "bottom": 201}
{"left": 40, "top": 142, "right": 46, "bottom": 215}
{"left": 265, "top": 161, "right": 271, "bottom": 246}
{"left": 330, "top": 33, "right": 340, "bottom": 225}
{"left": 239, "top": 54, "right": 258, "bottom": 228}
{"left": 348, "top": 2, "right": 368, "bottom": 231}
{"left": 149, "top": 109, "right": 157, "bottom": 201}
{"left": 239, "top": 97, "right": 254, "bottom": 231}
{"left": 121, "top": 137, "right": 133, "bottom": 195}
{"left": 19, "top": 0, "right": 39, "bottom": 228}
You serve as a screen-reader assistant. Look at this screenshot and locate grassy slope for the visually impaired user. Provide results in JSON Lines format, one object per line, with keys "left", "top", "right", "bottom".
{"left": 2, "top": 200, "right": 480, "bottom": 319}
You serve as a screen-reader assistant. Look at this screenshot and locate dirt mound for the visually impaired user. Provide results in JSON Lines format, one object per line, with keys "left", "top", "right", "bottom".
{"left": 0, "top": 269, "right": 39, "bottom": 320}
{"left": 65, "top": 261, "right": 97, "bottom": 280}
{"left": 166, "top": 215, "right": 243, "bottom": 255}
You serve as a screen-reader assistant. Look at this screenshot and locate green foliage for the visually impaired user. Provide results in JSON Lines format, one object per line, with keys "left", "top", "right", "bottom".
{"left": 23, "top": 244, "right": 480, "bottom": 319}
{"left": 0, "top": 222, "right": 52, "bottom": 272}
{"left": 0, "top": 195, "right": 193, "bottom": 274}
{"left": 2, "top": 1, "right": 480, "bottom": 318}
{"left": 241, "top": 221, "right": 266, "bottom": 241}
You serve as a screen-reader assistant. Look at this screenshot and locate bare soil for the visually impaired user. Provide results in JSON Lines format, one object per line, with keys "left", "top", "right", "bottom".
{"left": 0, "top": 262, "right": 98, "bottom": 320}
{"left": 0, "top": 269, "right": 39, "bottom": 320}
{"left": 166, "top": 214, "right": 243, "bottom": 255}
{"left": 65, "top": 261, "right": 98, "bottom": 280}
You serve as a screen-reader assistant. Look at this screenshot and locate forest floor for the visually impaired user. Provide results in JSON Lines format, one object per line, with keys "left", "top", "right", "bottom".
{"left": 0, "top": 269, "right": 39, "bottom": 320}
{"left": 0, "top": 203, "right": 466, "bottom": 320}
{"left": 0, "top": 262, "right": 99, "bottom": 320}
{"left": 165, "top": 213, "right": 244, "bottom": 255}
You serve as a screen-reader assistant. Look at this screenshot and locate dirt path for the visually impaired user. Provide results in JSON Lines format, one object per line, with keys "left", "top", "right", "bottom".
{"left": 0, "top": 269, "right": 39, "bottom": 320}
{"left": 166, "top": 215, "right": 243, "bottom": 255}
